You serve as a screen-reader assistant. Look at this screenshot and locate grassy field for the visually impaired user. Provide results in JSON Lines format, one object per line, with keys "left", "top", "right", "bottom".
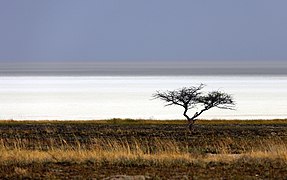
{"left": 0, "top": 119, "right": 286, "bottom": 179}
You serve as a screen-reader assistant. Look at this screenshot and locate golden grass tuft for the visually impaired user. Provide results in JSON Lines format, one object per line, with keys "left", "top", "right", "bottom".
{"left": 0, "top": 136, "right": 286, "bottom": 166}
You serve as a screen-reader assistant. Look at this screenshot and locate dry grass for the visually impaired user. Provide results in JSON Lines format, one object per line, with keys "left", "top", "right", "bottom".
{"left": 0, "top": 137, "right": 190, "bottom": 165}
{"left": 0, "top": 121, "right": 286, "bottom": 178}
{"left": 0, "top": 136, "right": 286, "bottom": 167}
{"left": 246, "top": 139, "right": 287, "bottom": 160}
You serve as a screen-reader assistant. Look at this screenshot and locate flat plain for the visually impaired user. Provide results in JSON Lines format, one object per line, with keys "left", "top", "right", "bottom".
{"left": 0, "top": 119, "right": 286, "bottom": 179}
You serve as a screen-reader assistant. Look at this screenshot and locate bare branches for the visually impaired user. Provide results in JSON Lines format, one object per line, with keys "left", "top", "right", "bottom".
{"left": 152, "top": 84, "right": 204, "bottom": 108}
{"left": 153, "top": 84, "right": 235, "bottom": 131}
{"left": 199, "top": 91, "right": 235, "bottom": 110}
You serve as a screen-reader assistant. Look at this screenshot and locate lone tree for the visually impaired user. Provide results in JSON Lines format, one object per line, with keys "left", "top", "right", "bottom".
{"left": 153, "top": 84, "right": 235, "bottom": 131}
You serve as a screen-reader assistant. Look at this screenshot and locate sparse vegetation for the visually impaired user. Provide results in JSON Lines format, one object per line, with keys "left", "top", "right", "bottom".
{"left": 0, "top": 119, "right": 286, "bottom": 179}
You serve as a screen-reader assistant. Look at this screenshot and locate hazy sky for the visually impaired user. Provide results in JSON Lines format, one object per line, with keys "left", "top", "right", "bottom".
{"left": 1, "top": 0, "right": 287, "bottom": 63}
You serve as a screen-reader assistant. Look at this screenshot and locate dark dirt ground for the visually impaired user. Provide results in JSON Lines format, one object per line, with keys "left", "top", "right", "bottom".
{"left": 2, "top": 160, "right": 287, "bottom": 179}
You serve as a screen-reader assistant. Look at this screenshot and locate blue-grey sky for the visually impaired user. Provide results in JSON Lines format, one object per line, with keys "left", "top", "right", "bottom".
{"left": 1, "top": 0, "right": 287, "bottom": 62}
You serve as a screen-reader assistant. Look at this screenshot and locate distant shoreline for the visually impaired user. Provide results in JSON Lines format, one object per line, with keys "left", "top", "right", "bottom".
{"left": 1, "top": 61, "right": 287, "bottom": 76}
{"left": 0, "top": 68, "right": 287, "bottom": 76}
{"left": 1, "top": 73, "right": 287, "bottom": 77}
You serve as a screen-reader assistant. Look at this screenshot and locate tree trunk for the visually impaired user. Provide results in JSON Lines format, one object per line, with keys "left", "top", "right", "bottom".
{"left": 188, "top": 119, "right": 195, "bottom": 131}
{"left": 183, "top": 107, "right": 196, "bottom": 131}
